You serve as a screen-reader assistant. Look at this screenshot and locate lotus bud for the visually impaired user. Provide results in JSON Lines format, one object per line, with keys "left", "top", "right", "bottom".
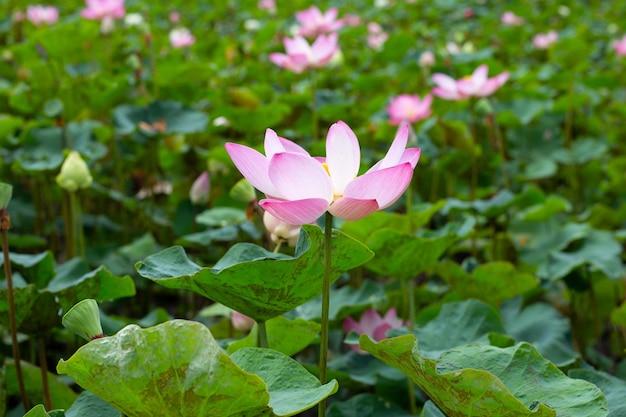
{"left": 189, "top": 171, "right": 210, "bottom": 205}
{"left": 263, "top": 211, "right": 302, "bottom": 247}
{"left": 62, "top": 299, "right": 104, "bottom": 341}
{"left": 0, "top": 183, "right": 12, "bottom": 209}
{"left": 474, "top": 97, "right": 494, "bottom": 116}
{"left": 419, "top": 51, "right": 435, "bottom": 68}
{"left": 231, "top": 311, "right": 255, "bottom": 332}
{"left": 56, "top": 151, "right": 93, "bottom": 192}
{"left": 229, "top": 178, "right": 256, "bottom": 203}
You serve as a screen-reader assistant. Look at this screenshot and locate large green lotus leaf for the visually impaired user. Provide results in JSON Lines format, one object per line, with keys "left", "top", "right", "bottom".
{"left": 436, "top": 260, "right": 538, "bottom": 305}
{"left": 537, "top": 230, "right": 625, "bottom": 281}
{"left": 46, "top": 260, "right": 136, "bottom": 312}
{"left": 569, "top": 368, "right": 626, "bottom": 417}
{"left": 0, "top": 284, "right": 38, "bottom": 328}
{"left": 290, "top": 280, "right": 386, "bottom": 321}
{"left": 227, "top": 316, "right": 320, "bottom": 356}
{"left": 443, "top": 190, "right": 516, "bottom": 218}
{"left": 361, "top": 335, "right": 607, "bottom": 416}
{"left": 328, "top": 350, "right": 405, "bottom": 385}
{"left": 365, "top": 231, "right": 456, "bottom": 280}
{"left": 57, "top": 320, "right": 273, "bottom": 417}
{"left": 0, "top": 251, "right": 55, "bottom": 288}
{"left": 414, "top": 299, "right": 506, "bottom": 359}
{"left": 136, "top": 225, "right": 373, "bottom": 322}
{"left": 23, "top": 405, "right": 53, "bottom": 417}
{"left": 231, "top": 348, "right": 338, "bottom": 416}
{"left": 421, "top": 401, "right": 447, "bottom": 417}
{"left": 437, "top": 343, "right": 608, "bottom": 416}
{"left": 6, "top": 360, "right": 76, "bottom": 410}
{"left": 519, "top": 195, "right": 572, "bottom": 222}
{"left": 341, "top": 203, "right": 445, "bottom": 243}
{"left": 501, "top": 299, "right": 577, "bottom": 367}
{"left": 326, "top": 393, "right": 412, "bottom": 417}
{"left": 64, "top": 391, "right": 121, "bottom": 417}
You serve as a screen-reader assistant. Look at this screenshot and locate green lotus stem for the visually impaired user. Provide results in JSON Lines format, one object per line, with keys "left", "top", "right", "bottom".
{"left": 38, "top": 337, "right": 52, "bottom": 410}
{"left": 310, "top": 70, "right": 319, "bottom": 141}
{"left": 487, "top": 101, "right": 509, "bottom": 189}
{"left": 257, "top": 321, "right": 269, "bottom": 349}
{"left": 318, "top": 212, "right": 333, "bottom": 417}
{"left": 0, "top": 210, "right": 31, "bottom": 410}
{"left": 69, "top": 191, "right": 85, "bottom": 258}
{"left": 62, "top": 191, "right": 75, "bottom": 259}
{"left": 404, "top": 278, "right": 418, "bottom": 414}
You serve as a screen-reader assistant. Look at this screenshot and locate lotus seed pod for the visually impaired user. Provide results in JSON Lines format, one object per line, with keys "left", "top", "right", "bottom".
{"left": 62, "top": 299, "right": 104, "bottom": 341}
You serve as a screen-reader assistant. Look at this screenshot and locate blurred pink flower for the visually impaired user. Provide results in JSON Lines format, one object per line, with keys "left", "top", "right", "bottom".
{"left": 614, "top": 35, "right": 626, "bottom": 56}
{"left": 501, "top": 11, "right": 524, "bottom": 26}
{"left": 419, "top": 51, "right": 435, "bottom": 67}
{"left": 533, "top": 30, "right": 558, "bottom": 49}
{"left": 269, "top": 33, "right": 338, "bottom": 73}
{"left": 26, "top": 5, "right": 58, "bottom": 26}
{"left": 367, "top": 22, "right": 388, "bottom": 50}
{"left": 296, "top": 6, "right": 343, "bottom": 37}
{"left": 432, "top": 64, "right": 509, "bottom": 101}
{"left": 342, "top": 13, "right": 361, "bottom": 27}
{"left": 225, "top": 121, "right": 420, "bottom": 225}
{"left": 387, "top": 94, "right": 433, "bottom": 125}
{"left": 189, "top": 171, "right": 209, "bottom": 205}
{"left": 13, "top": 11, "right": 26, "bottom": 22}
{"left": 168, "top": 10, "right": 180, "bottom": 24}
{"left": 263, "top": 211, "right": 302, "bottom": 247}
{"left": 81, "top": 0, "right": 125, "bottom": 20}
{"left": 343, "top": 308, "right": 404, "bottom": 354}
{"left": 258, "top": 0, "right": 276, "bottom": 14}
{"left": 169, "top": 27, "right": 195, "bottom": 49}
{"left": 231, "top": 311, "right": 255, "bottom": 332}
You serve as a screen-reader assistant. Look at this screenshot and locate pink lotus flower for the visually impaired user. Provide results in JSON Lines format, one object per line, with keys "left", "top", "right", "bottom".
{"left": 432, "top": 64, "right": 509, "bottom": 101}
{"left": 296, "top": 6, "right": 343, "bottom": 37}
{"left": 387, "top": 94, "right": 433, "bottom": 125}
{"left": 501, "top": 11, "right": 524, "bottom": 26}
{"left": 225, "top": 121, "right": 420, "bottom": 225}
{"left": 168, "top": 10, "right": 180, "bottom": 24}
{"left": 343, "top": 308, "right": 404, "bottom": 354}
{"left": 258, "top": 0, "right": 276, "bottom": 14}
{"left": 533, "top": 30, "right": 558, "bottom": 49}
{"left": 169, "top": 27, "right": 195, "bottom": 49}
{"left": 26, "top": 5, "right": 59, "bottom": 26}
{"left": 614, "top": 35, "right": 626, "bottom": 56}
{"left": 263, "top": 211, "right": 302, "bottom": 247}
{"left": 269, "top": 34, "right": 338, "bottom": 74}
{"left": 189, "top": 171, "right": 209, "bottom": 205}
{"left": 231, "top": 311, "right": 255, "bottom": 332}
{"left": 367, "top": 22, "right": 388, "bottom": 50}
{"left": 342, "top": 14, "right": 361, "bottom": 27}
{"left": 81, "top": 0, "right": 125, "bottom": 20}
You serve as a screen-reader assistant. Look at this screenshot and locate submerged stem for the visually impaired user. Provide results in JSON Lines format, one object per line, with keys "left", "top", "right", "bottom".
{"left": 1, "top": 211, "right": 30, "bottom": 410}
{"left": 318, "top": 212, "right": 333, "bottom": 417}
{"left": 38, "top": 337, "right": 52, "bottom": 410}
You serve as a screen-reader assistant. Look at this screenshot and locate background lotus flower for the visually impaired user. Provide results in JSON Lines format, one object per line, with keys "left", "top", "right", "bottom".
{"left": 387, "top": 94, "right": 433, "bottom": 125}
{"left": 269, "top": 33, "right": 338, "bottom": 73}
{"left": 56, "top": 151, "right": 93, "bottom": 192}
{"left": 501, "top": 11, "right": 524, "bottom": 26}
{"left": 225, "top": 121, "right": 420, "bottom": 225}
{"left": 189, "top": 171, "right": 210, "bottom": 205}
{"left": 258, "top": 0, "right": 276, "bottom": 14}
{"left": 296, "top": 6, "right": 343, "bottom": 37}
{"left": 81, "top": 0, "right": 125, "bottom": 20}
{"left": 432, "top": 64, "right": 509, "bottom": 100}
{"left": 231, "top": 311, "right": 255, "bottom": 332}
{"left": 169, "top": 27, "right": 195, "bottom": 49}
{"left": 533, "top": 30, "right": 558, "bottom": 49}
{"left": 263, "top": 211, "right": 302, "bottom": 247}
{"left": 367, "top": 22, "right": 388, "bottom": 50}
{"left": 26, "top": 5, "right": 59, "bottom": 26}
{"left": 613, "top": 35, "right": 626, "bottom": 56}
{"left": 419, "top": 51, "right": 435, "bottom": 68}
{"left": 343, "top": 308, "right": 404, "bottom": 354}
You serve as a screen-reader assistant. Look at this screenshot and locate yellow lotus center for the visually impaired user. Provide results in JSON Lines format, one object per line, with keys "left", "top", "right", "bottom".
{"left": 462, "top": 75, "right": 472, "bottom": 80}
{"left": 322, "top": 162, "right": 330, "bottom": 176}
